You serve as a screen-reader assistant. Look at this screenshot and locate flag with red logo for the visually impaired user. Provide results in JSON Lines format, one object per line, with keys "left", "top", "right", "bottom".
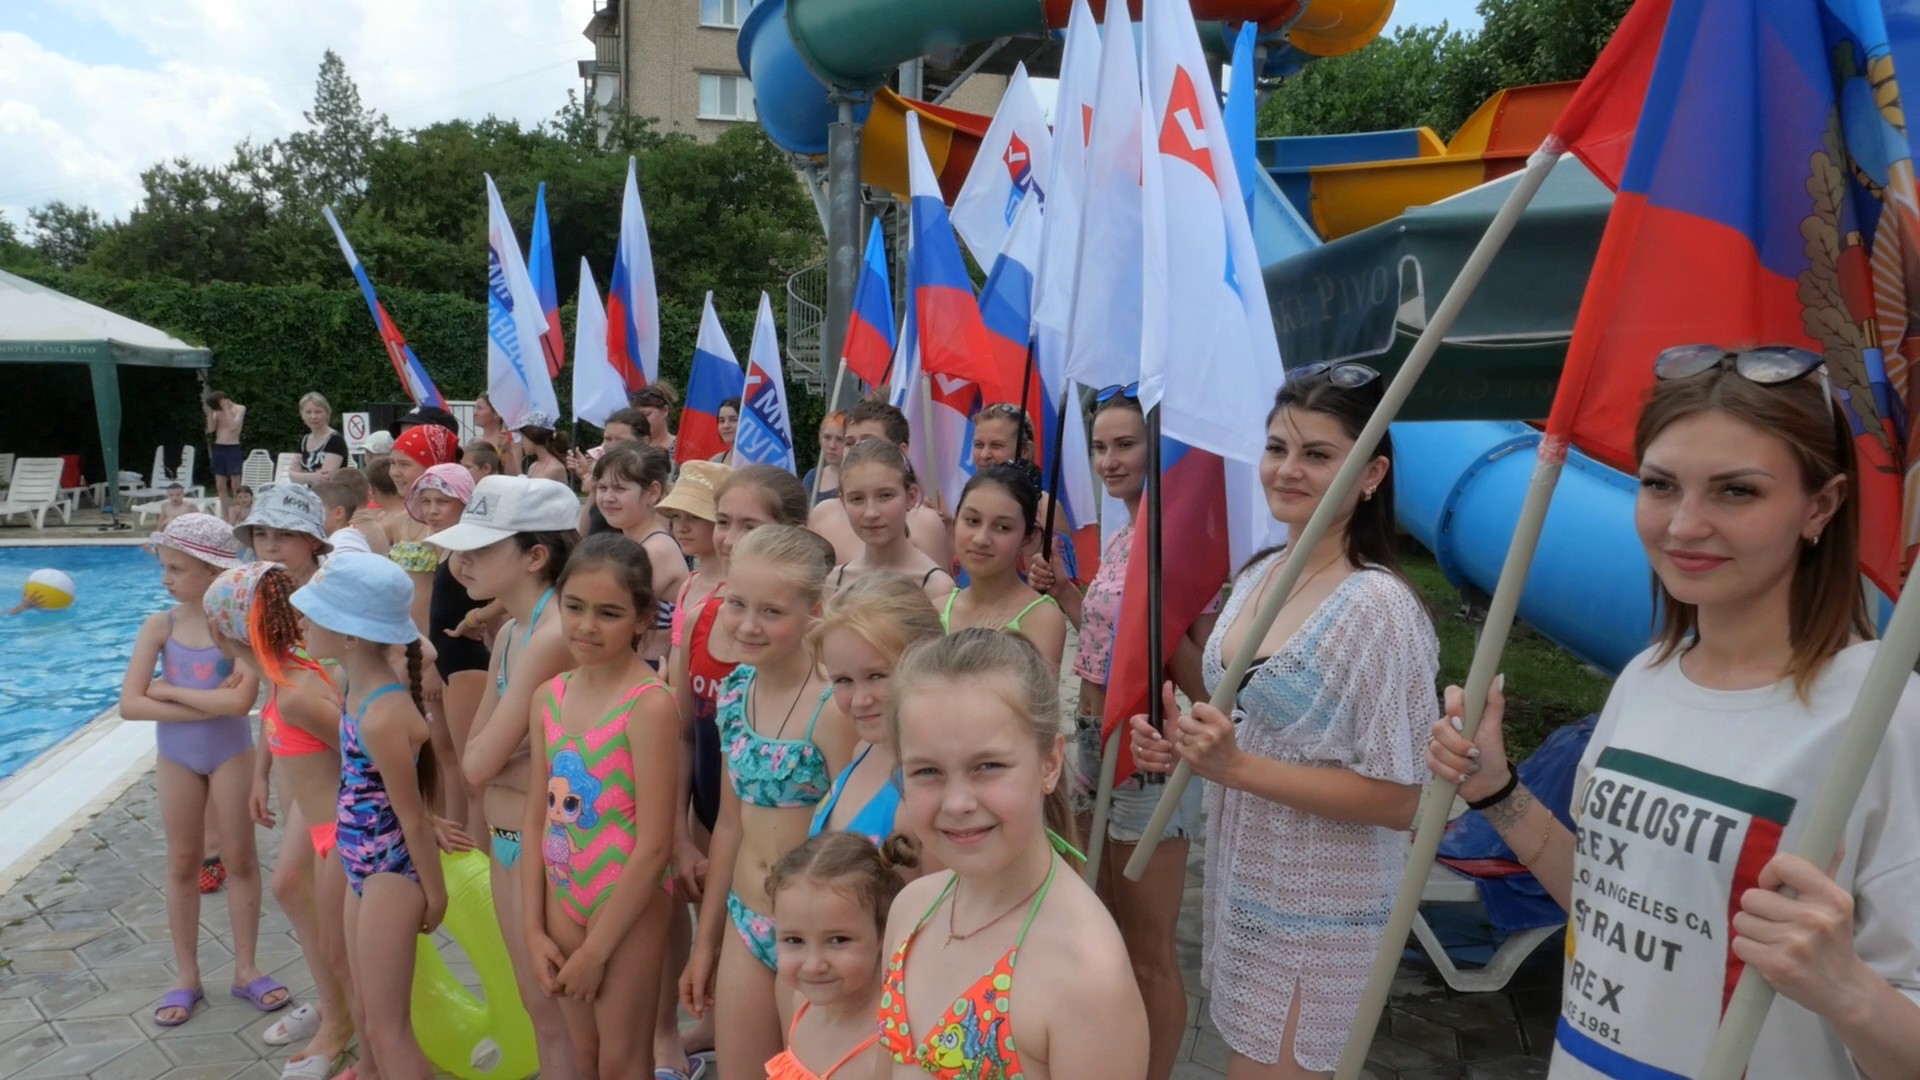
{"left": 952, "top": 63, "right": 1053, "bottom": 270}
{"left": 735, "top": 291, "right": 797, "bottom": 473}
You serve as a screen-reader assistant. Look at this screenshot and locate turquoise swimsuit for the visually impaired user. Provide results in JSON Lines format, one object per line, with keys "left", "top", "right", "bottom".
{"left": 489, "top": 587, "right": 554, "bottom": 870}
{"left": 808, "top": 744, "right": 902, "bottom": 847}
{"left": 717, "top": 665, "right": 834, "bottom": 968}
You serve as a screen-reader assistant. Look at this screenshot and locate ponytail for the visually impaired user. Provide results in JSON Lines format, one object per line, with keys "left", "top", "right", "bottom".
{"left": 405, "top": 640, "right": 439, "bottom": 807}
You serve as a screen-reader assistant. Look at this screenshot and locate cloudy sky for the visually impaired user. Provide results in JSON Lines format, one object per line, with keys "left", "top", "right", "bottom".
{"left": 0, "top": 0, "right": 1481, "bottom": 231}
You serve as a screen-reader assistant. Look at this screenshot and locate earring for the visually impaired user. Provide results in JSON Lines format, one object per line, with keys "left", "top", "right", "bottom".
{"left": 1362, "top": 488, "right": 1376, "bottom": 501}
{"left": 1807, "top": 531, "right": 1822, "bottom": 547}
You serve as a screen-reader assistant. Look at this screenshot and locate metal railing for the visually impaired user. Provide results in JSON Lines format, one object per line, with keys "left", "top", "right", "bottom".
{"left": 785, "top": 262, "right": 828, "bottom": 394}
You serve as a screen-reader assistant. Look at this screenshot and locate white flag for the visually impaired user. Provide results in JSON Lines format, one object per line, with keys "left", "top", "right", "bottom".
{"left": 735, "top": 292, "right": 798, "bottom": 473}
{"left": 484, "top": 175, "right": 561, "bottom": 430}
{"left": 1031, "top": 0, "right": 1102, "bottom": 393}
{"left": 570, "top": 259, "right": 627, "bottom": 429}
{"left": 1063, "top": 4, "right": 1144, "bottom": 392}
{"left": 952, "top": 63, "right": 1054, "bottom": 270}
{"left": 1140, "top": 0, "right": 1284, "bottom": 463}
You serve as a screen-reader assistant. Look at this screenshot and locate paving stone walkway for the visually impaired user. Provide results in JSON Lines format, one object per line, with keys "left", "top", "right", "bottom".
{"left": 0, "top": 773, "right": 1560, "bottom": 1079}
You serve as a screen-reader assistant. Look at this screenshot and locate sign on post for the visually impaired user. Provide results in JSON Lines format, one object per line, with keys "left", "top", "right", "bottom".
{"left": 342, "top": 412, "right": 372, "bottom": 453}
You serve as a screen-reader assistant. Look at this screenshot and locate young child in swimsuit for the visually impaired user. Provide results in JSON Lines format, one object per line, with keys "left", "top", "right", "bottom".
{"left": 764, "top": 832, "right": 912, "bottom": 1080}
{"left": 659, "top": 460, "right": 729, "bottom": 655}
{"left": 830, "top": 440, "right": 954, "bottom": 607}
{"left": 408, "top": 464, "right": 484, "bottom": 836}
{"left": 522, "top": 534, "right": 684, "bottom": 1077}
{"left": 665, "top": 465, "right": 809, "bottom": 1069}
{"left": 879, "top": 630, "right": 1146, "bottom": 1079}
{"left": 434, "top": 475, "right": 584, "bottom": 1079}
{"left": 809, "top": 574, "right": 943, "bottom": 855}
{"left": 591, "top": 443, "right": 687, "bottom": 666}
{"left": 942, "top": 465, "right": 1066, "bottom": 672}
{"left": 204, "top": 563, "right": 353, "bottom": 1075}
{"left": 681, "top": 524, "right": 856, "bottom": 1078}
{"left": 290, "top": 552, "right": 448, "bottom": 1080}
{"left": 118, "top": 515, "right": 287, "bottom": 1029}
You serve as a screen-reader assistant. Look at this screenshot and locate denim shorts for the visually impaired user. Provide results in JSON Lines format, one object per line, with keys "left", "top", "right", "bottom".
{"left": 1071, "top": 715, "right": 1204, "bottom": 844}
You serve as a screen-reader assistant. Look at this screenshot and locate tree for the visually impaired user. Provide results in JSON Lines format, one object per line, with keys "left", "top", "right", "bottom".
{"left": 1260, "top": 0, "right": 1632, "bottom": 140}
{"left": 280, "top": 49, "right": 396, "bottom": 209}
{"left": 0, "top": 211, "right": 47, "bottom": 272}
{"left": 25, "top": 201, "right": 104, "bottom": 270}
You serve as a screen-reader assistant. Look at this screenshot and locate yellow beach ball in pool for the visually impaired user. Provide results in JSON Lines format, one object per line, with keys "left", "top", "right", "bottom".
{"left": 23, "top": 569, "right": 75, "bottom": 611}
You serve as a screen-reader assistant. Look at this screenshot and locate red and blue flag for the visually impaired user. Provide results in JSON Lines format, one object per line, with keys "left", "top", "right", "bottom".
{"left": 906, "top": 111, "right": 1013, "bottom": 405}
{"left": 607, "top": 157, "right": 660, "bottom": 392}
{"left": 321, "top": 206, "right": 445, "bottom": 408}
{"left": 844, "top": 219, "right": 896, "bottom": 388}
{"left": 736, "top": 291, "right": 798, "bottom": 473}
{"left": 529, "top": 181, "right": 565, "bottom": 379}
{"left": 1546, "top": 0, "right": 1920, "bottom": 596}
{"left": 678, "top": 292, "right": 746, "bottom": 465}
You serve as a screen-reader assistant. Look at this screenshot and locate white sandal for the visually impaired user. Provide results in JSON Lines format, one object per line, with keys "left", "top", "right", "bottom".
{"left": 263, "top": 1003, "right": 320, "bottom": 1046}
{"left": 278, "top": 1053, "right": 336, "bottom": 1080}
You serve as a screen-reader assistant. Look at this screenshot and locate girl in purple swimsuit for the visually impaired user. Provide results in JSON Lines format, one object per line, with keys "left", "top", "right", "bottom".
{"left": 117, "top": 514, "right": 291, "bottom": 1029}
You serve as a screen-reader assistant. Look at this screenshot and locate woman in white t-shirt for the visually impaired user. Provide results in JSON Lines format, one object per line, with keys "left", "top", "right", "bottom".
{"left": 1429, "top": 346, "right": 1920, "bottom": 1080}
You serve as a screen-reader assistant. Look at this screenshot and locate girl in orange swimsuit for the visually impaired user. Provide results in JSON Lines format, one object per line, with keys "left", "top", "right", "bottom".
{"left": 524, "top": 534, "right": 684, "bottom": 1077}
{"left": 765, "top": 832, "right": 913, "bottom": 1080}
{"left": 205, "top": 562, "right": 356, "bottom": 1073}
{"left": 878, "top": 630, "right": 1148, "bottom": 1079}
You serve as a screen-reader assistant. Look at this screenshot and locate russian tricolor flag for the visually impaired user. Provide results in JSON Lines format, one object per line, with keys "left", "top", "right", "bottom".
{"left": 321, "top": 206, "right": 446, "bottom": 409}
{"left": 529, "top": 181, "right": 565, "bottom": 379}
{"left": 607, "top": 157, "right": 660, "bottom": 392}
{"left": 844, "top": 219, "right": 896, "bottom": 389}
{"left": 678, "top": 293, "right": 746, "bottom": 465}
{"left": 570, "top": 258, "right": 628, "bottom": 429}
{"left": 906, "top": 111, "right": 1013, "bottom": 406}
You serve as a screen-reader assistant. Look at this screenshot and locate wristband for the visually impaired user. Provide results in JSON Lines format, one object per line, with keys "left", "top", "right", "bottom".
{"left": 1465, "top": 760, "right": 1519, "bottom": 811}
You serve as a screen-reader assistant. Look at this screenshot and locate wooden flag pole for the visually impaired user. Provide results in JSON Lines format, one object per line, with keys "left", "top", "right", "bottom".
{"left": 814, "top": 360, "right": 851, "bottom": 504}
{"left": 1124, "top": 147, "right": 1567, "bottom": 888}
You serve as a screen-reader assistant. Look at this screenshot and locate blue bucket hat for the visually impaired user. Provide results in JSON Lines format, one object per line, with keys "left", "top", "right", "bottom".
{"left": 289, "top": 551, "right": 419, "bottom": 645}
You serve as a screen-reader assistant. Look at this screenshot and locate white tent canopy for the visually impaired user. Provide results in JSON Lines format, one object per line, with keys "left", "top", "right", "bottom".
{"left": 0, "top": 269, "right": 212, "bottom": 510}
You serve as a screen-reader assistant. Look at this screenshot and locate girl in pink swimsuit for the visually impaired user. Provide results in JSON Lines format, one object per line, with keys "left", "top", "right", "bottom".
{"left": 524, "top": 534, "right": 685, "bottom": 1077}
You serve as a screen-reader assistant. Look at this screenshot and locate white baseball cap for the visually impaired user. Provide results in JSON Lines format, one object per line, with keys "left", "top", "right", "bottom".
{"left": 424, "top": 475, "right": 580, "bottom": 551}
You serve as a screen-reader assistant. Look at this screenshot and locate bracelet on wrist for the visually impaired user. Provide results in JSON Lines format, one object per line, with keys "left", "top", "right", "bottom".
{"left": 1466, "top": 760, "right": 1519, "bottom": 811}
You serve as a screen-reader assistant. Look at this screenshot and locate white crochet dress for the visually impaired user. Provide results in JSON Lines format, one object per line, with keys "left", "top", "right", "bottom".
{"left": 1199, "top": 552, "right": 1440, "bottom": 1070}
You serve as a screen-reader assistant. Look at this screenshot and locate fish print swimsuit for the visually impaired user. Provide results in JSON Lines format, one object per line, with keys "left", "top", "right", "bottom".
{"left": 335, "top": 684, "right": 418, "bottom": 896}
{"left": 877, "top": 859, "right": 1058, "bottom": 1079}
{"left": 717, "top": 664, "right": 834, "bottom": 969}
{"left": 540, "top": 673, "right": 671, "bottom": 925}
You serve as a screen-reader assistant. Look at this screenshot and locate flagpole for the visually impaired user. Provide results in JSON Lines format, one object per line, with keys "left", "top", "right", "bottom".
{"left": 1040, "top": 390, "right": 1070, "bottom": 564}
{"left": 918, "top": 375, "right": 942, "bottom": 515}
{"left": 1125, "top": 146, "right": 1568, "bottom": 894}
{"left": 1695, "top": 570, "right": 1920, "bottom": 1079}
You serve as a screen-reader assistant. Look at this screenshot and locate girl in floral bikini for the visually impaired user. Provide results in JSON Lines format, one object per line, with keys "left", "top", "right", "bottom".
{"left": 879, "top": 630, "right": 1146, "bottom": 1079}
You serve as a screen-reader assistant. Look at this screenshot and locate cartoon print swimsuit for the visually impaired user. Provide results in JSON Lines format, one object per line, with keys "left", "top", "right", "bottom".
{"left": 540, "top": 672, "right": 669, "bottom": 925}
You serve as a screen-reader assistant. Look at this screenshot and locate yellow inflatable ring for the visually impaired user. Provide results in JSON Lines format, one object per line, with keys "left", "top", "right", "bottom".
{"left": 412, "top": 850, "right": 539, "bottom": 1079}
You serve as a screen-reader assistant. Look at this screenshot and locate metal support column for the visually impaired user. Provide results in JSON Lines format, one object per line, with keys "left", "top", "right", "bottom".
{"left": 823, "top": 95, "right": 865, "bottom": 412}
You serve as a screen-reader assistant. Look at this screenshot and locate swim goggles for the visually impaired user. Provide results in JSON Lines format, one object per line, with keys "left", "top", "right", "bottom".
{"left": 1652, "top": 345, "right": 1824, "bottom": 385}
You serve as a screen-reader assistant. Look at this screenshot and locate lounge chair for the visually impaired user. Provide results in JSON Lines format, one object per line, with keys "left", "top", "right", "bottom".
{"left": 0, "top": 458, "right": 74, "bottom": 529}
{"left": 122, "top": 446, "right": 204, "bottom": 502}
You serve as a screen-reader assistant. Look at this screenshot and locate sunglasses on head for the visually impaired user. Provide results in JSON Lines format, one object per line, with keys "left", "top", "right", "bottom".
{"left": 1652, "top": 344, "right": 1824, "bottom": 385}
{"left": 1095, "top": 383, "right": 1140, "bottom": 402}
{"left": 1289, "top": 361, "right": 1381, "bottom": 389}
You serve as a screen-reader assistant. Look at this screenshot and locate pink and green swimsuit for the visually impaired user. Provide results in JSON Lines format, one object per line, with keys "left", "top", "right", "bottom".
{"left": 540, "top": 673, "right": 669, "bottom": 926}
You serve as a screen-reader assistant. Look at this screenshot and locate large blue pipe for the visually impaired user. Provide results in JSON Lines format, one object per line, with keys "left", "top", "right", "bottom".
{"left": 1392, "top": 420, "right": 1656, "bottom": 675}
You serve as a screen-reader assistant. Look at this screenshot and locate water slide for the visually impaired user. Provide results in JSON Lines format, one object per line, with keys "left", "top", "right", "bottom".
{"left": 739, "top": 0, "right": 1657, "bottom": 674}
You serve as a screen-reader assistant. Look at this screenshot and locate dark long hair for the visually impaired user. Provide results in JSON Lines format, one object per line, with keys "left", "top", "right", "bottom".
{"left": 1260, "top": 373, "right": 1402, "bottom": 577}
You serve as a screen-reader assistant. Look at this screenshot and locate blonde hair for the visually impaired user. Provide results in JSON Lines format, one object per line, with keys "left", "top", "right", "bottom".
{"left": 717, "top": 465, "right": 810, "bottom": 526}
{"left": 764, "top": 831, "right": 917, "bottom": 934}
{"left": 810, "top": 573, "right": 945, "bottom": 665}
{"left": 889, "top": 629, "right": 1079, "bottom": 861}
{"left": 298, "top": 392, "right": 332, "bottom": 415}
{"left": 840, "top": 438, "right": 918, "bottom": 489}
{"left": 730, "top": 523, "right": 833, "bottom": 604}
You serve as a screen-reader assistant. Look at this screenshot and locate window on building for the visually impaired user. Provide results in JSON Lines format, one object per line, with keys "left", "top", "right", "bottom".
{"left": 699, "top": 0, "right": 751, "bottom": 28}
{"left": 698, "top": 73, "right": 757, "bottom": 122}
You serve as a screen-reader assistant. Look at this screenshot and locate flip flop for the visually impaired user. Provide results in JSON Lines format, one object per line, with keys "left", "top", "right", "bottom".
{"left": 279, "top": 1054, "right": 336, "bottom": 1080}
{"left": 263, "top": 1003, "right": 321, "bottom": 1046}
{"left": 231, "top": 976, "right": 292, "bottom": 1012}
{"left": 153, "top": 988, "right": 205, "bottom": 1027}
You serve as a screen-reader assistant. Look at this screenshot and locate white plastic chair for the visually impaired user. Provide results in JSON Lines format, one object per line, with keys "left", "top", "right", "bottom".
{"left": 0, "top": 453, "right": 15, "bottom": 498}
{"left": 1412, "top": 856, "right": 1563, "bottom": 993}
{"left": 123, "top": 446, "right": 204, "bottom": 502}
{"left": 273, "top": 453, "right": 302, "bottom": 485}
{"left": 0, "top": 458, "right": 73, "bottom": 529}
{"left": 240, "top": 449, "right": 275, "bottom": 492}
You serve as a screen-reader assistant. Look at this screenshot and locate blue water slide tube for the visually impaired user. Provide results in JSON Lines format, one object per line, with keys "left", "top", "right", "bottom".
{"left": 739, "top": 0, "right": 872, "bottom": 157}
{"left": 1391, "top": 420, "right": 1655, "bottom": 675}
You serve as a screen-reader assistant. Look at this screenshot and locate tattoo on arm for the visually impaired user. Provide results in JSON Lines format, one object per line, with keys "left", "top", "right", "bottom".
{"left": 1484, "top": 782, "right": 1539, "bottom": 838}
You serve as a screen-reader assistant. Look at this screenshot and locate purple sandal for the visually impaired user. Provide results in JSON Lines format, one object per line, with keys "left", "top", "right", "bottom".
{"left": 154, "top": 988, "right": 204, "bottom": 1027}
{"left": 231, "top": 976, "right": 292, "bottom": 1012}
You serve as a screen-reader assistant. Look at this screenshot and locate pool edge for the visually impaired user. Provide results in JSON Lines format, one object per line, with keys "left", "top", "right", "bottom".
{"left": 0, "top": 707, "right": 157, "bottom": 895}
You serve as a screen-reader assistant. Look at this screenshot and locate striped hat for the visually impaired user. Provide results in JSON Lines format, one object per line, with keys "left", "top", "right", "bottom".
{"left": 150, "top": 513, "right": 245, "bottom": 570}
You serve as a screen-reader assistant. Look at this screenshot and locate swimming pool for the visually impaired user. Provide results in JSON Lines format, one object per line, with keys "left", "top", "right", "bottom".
{"left": 0, "top": 545, "right": 171, "bottom": 782}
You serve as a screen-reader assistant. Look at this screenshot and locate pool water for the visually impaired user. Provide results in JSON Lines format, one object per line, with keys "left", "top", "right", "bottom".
{"left": 0, "top": 546, "right": 171, "bottom": 781}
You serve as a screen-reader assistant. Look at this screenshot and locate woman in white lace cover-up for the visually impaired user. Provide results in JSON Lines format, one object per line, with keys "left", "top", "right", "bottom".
{"left": 1132, "top": 365, "right": 1439, "bottom": 1077}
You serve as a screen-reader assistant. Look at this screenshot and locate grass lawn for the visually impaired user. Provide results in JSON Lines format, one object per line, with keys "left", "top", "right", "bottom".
{"left": 1399, "top": 547, "right": 1613, "bottom": 760}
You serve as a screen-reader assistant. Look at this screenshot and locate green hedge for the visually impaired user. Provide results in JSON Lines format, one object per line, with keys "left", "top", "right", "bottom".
{"left": 4, "top": 270, "right": 825, "bottom": 485}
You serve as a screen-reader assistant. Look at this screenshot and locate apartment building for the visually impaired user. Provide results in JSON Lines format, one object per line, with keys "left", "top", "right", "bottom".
{"left": 579, "top": 0, "right": 1010, "bottom": 144}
